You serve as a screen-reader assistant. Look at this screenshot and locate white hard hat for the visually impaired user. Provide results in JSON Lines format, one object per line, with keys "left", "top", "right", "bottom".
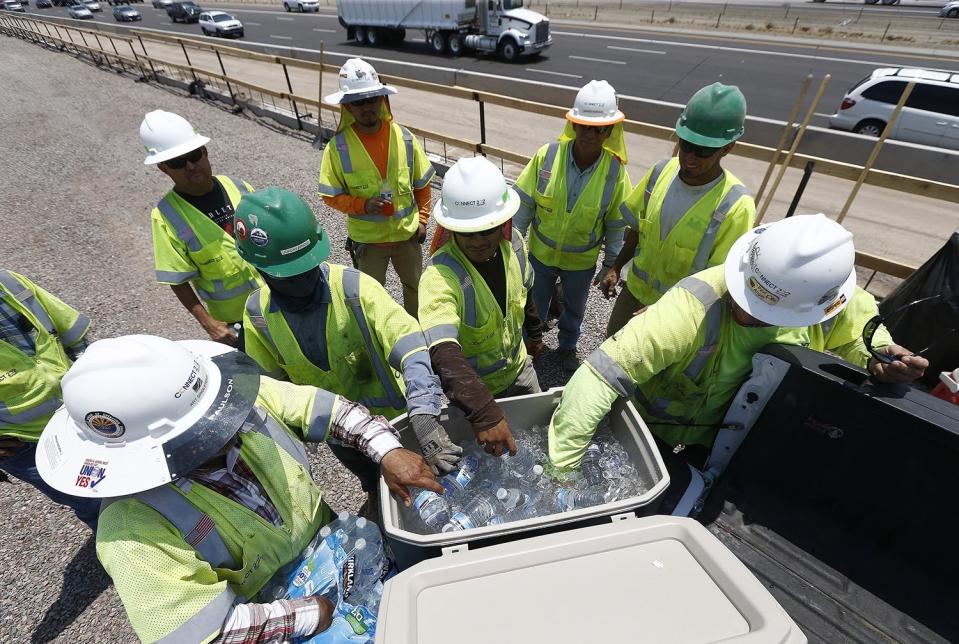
{"left": 566, "top": 80, "right": 625, "bottom": 126}
{"left": 725, "top": 214, "right": 856, "bottom": 327}
{"left": 139, "top": 110, "right": 210, "bottom": 165}
{"left": 432, "top": 156, "right": 520, "bottom": 233}
{"left": 324, "top": 58, "right": 398, "bottom": 105}
{"left": 36, "top": 335, "right": 261, "bottom": 498}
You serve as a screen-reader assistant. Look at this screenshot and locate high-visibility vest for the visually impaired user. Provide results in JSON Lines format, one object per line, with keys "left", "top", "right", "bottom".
{"left": 418, "top": 233, "right": 533, "bottom": 395}
{"left": 0, "top": 270, "right": 89, "bottom": 441}
{"left": 620, "top": 158, "right": 755, "bottom": 306}
{"left": 318, "top": 122, "right": 435, "bottom": 244}
{"left": 514, "top": 140, "right": 629, "bottom": 271}
{"left": 151, "top": 175, "right": 263, "bottom": 323}
{"left": 553, "top": 266, "right": 890, "bottom": 460}
{"left": 243, "top": 263, "right": 429, "bottom": 419}
{"left": 96, "top": 379, "right": 337, "bottom": 644}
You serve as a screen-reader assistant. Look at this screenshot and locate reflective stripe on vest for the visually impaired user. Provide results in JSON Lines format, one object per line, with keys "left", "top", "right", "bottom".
{"left": 101, "top": 405, "right": 313, "bottom": 571}
{"left": 531, "top": 155, "right": 623, "bottom": 255}
{"left": 333, "top": 126, "right": 419, "bottom": 224}
{"left": 644, "top": 160, "right": 670, "bottom": 212}
{"left": 0, "top": 397, "right": 62, "bottom": 428}
{"left": 341, "top": 268, "right": 406, "bottom": 411}
{"left": 156, "top": 177, "right": 249, "bottom": 253}
{"left": 586, "top": 347, "right": 634, "bottom": 398}
{"left": 0, "top": 270, "right": 55, "bottom": 334}
{"left": 245, "top": 289, "right": 274, "bottom": 347}
{"left": 690, "top": 184, "right": 749, "bottom": 274}
{"left": 538, "top": 142, "right": 560, "bottom": 194}
{"left": 676, "top": 275, "right": 723, "bottom": 380}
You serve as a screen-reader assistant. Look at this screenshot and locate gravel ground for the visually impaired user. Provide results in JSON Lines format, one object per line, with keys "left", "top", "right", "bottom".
{"left": 0, "top": 34, "right": 618, "bottom": 643}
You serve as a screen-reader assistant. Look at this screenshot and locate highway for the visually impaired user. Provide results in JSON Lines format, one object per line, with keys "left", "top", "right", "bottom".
{"left": 12, "top": 2, "right": 959, "bottom": 179}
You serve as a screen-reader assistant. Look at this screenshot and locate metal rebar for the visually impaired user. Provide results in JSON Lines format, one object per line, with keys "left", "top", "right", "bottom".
{"left": 179, "top": 41, "right": 198, "bottom": 82}
{"left": 214, "top": 49, "right": 236, "bottom": 105}
{"left": 137, "top": 35, "right": 159, "bottom": 81}
{"left": 784, "top": 160, "right": 815, "bottom": 218}
{"left": 281, "top": 62, "right": 302, "bottom": 130}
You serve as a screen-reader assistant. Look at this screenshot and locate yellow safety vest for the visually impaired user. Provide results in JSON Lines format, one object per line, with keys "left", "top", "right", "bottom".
{"left": 243, "top": 263, "right": 429, "bottom": 419}
{"left": 0, "top": 270, "right": 89, "bottom": 442}
{"left": 550, "top": 265, "right": 891, "bottom": 468}
{"left": 514, "top": 140, "right": 630, "bottom": 271}
{"left": 151, "top": 175, "right": 263, "bottom": 323}
{"left": 620, "top": 158, "right": 755, "bottom": 305}
{"left": 318, "top": 122, "right": 435, "bottom": 244}
{"left": 418, "top": 233, "right": 533, "bottom": 395}
{"left": 97, "top": 377, "right": 338, "bottom": 644}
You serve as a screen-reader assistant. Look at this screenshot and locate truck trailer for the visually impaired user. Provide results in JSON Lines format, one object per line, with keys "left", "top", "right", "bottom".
{"left": 336, "top": 0, "right": 552, "bottom": 62}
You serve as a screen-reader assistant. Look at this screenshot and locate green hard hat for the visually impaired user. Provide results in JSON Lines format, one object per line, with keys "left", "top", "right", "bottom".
{"left": 675, "top": 83, "right": 747, "bottom": 147}
{"left": 234, "top": 187, "right": 330, "bottom": 278}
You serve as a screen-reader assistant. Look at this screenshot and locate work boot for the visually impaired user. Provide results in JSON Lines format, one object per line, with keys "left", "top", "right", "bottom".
{"left": 558, "top": 348, "right": 580, "bottom": 375}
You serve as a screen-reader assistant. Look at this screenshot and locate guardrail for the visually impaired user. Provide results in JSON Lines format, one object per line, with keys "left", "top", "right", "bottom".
{"left": 0, "top": 11, "right": 939, "bottom": 281}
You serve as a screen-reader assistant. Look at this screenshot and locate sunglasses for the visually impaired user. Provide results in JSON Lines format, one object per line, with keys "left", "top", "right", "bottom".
{"left": 678, "top": 139, "right": 721, "bottom": 159}
{"left": 347, "top": 96, "right": 381, "bottom": 107}
{"left": 575, "top": 123, "right": 613, "bottom": 135}
{"left": 862, "top": 294, "right": 954, "bottom": 364}
{"left": 164, "top": 147, "right": 205, "bottom": 170}
{"left": 456, "top": 226, "right": 502, "bottom": 238}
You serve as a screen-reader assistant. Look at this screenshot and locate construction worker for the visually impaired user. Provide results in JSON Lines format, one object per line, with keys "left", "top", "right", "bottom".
{"left": 36, "top": 334, "right": 443, "bottom": 643}
{"left": 419, "top": 157, "right": 543, "bottom": 457}
{"left": 141, "top": 110, "right": 263, "bottom": 347}
{"left": 236, "top": 187, "right": 462, "bottom": 480}
{"left": 318, "top": 58, "right": 436, "bottom": 317}
{"left": 513, "top": 80, "right": 632, "bottom": 373}
{"left": 604, "top": 83, "right": 756, "bottom": 338}
{"left": 549, "top": 215, "right": 927, "bottom": 508}
{"left": 0, "top": 270, "right": 99, "bottom": 529}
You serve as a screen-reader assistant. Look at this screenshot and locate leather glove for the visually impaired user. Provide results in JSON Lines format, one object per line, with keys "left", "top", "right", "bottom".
{"left": 409, "top": 414, "right": 463, "bottom": 475}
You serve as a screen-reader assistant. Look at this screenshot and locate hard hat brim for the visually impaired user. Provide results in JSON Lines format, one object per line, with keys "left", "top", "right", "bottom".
{"left": 324, "top": 84, "right": 398, "bottom": 106}
{"left": 143, "top": 134, "right": 211, "bottom": 166}
{"left": 35, "top": 342, "right": 260, "bottom": 499}
{"left": 249, "top": 224, "right": 331, "bottom": 278}
{"left": 674, "top": 121, "right": 742, "bottom": 148}
{"left": 431, "top": 186, "right": 521, "bottom": 233}
{"left": 724, "top": 227, "right": 857, "bottom": 328}
{"left": 566, "top": 109, "right": 625, "bottom": 127}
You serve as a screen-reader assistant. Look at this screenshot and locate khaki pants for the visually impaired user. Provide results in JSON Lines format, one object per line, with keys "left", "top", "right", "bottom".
{"left": 496, "top": 356, "right": 542, "bottom": 398}
{"left": 357, "top": 237, "right": 423, "bottom": 316}
{"left": 606, "top": 287, "right": 648, "bottom": 338}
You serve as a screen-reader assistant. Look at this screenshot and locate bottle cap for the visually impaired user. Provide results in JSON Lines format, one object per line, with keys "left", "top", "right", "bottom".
{"left": 319, "top": 526, "right": 331, "bottom": 538}
{"left": 532, "top": 465, "right": 544, "bottom": 476}
{"left": 356, "top": 517, "right": 367, "bottom": 529}
{"left": 355, "top": 538, "right": 367, "bottom": 550}
{"left": 338, "top": 511, "right": 351, "bottom": 522}
{"left": 496, "top": 488, "right": 508, "bottom": 500}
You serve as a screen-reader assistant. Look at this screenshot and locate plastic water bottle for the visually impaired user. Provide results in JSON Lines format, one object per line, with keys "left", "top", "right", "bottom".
{"left": 379, "top": 179, "right": 393, "bottom": 204}
{"left": 412, "top": 489, "right": 451, "bottom": 532}
{"left": 442, "top": 493, "right": 497, "bottom": 531}
{"left": 353, "top": 517, "right": 382, "bottom": 549}
{"left": 581, "top": 443, "right": 604, "bottom": 487}
{"left": 440, "top": 454, "right": 480, "bottom": 496}
{"left": 352, "top": 538, "right": 388, "bottom": 592}
{"left": 525, "top": 464, "right": 550, "bottom": 491}
{"left": 554, "top": 487, "right": 605, "bottom": 512}
{"left": 500, "top": 447, "right": 536, "bottom": 478}
{"left": 496, "top": 487, "right": 536, "bottom": 520}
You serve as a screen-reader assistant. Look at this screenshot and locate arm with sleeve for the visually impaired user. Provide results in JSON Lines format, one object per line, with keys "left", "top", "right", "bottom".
{"left": 15, "top": 272, "right": 91, "bottom": 354}
{"left": 410, "top": 135, "right": 436, "bottom": 225}
{"left": 602, "top": 165, "right": 632, "bottom": 267}
{"left": 511, "top": 145, "right": 545, "bottom": 236}
{"left": 549, "top": 285, "right": 706, "bottom": 471}
{"left": 151, "top": 210, "right": 199, "bottom": 286}
{"left": 821, "top": 287, "right": 893, "bottom": 368}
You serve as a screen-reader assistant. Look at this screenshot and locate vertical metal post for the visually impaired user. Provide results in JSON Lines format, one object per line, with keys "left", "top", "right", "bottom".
{"left": 78, "top": 30, "right": 93, "bottom": 60}
{"left": 93, "top": 33, "right": 115, "bottom": 71}
{"left": 180, "top": 40, "right": 198, "bottom": 81}
{"left": 317, "top": 42, "right": 325, "bottom": 129}
{"left": 281, "top": 61, "right": 303, "bottom": 130}
{"left": 129, "top": 40, "right": 148, "bottom": 79}
{"left": 880, "top": 22, "right": 890, "bottom": 42}
{"left": 478, "top": 99, "right": 487, "bottom": 153}
{"left": 54, "top": 25, "right": 66, "bottom": 50}
{"left": 214, "top": 49, "right": 236, "bottom": 105}
{"left": 138, "top": 34, "right": 159, "bottom": 81}
{"left": 784, "top": 161, "right": 815, "bottom": 218}
{"left": 110, "top": 36, "right": 127, "bottom": 73}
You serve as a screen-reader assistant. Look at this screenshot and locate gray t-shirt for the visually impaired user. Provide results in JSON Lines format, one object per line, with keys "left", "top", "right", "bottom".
{"left": 659, "top": 173, "right": 724, "bottom": 241}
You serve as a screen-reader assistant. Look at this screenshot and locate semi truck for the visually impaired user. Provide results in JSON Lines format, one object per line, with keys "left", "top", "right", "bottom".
{"left": 336, "top": 0, "right": 552, "bottom": 62}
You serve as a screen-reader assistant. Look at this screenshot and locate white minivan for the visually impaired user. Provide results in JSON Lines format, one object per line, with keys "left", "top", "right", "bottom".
{"left": 829, "top": 67, "right": 959, "bottom": 151}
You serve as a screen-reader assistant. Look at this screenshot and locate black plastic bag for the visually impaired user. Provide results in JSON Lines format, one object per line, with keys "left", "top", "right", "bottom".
{"left": 879, "top": 233, "right": 959, "bottom": 387}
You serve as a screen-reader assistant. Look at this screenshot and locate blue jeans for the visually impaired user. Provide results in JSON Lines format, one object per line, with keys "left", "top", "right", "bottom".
{"left": 530, "top": 255, "right": 596, "bottom": 351}
{"left": 0, "top": 440, "right": 100, "bottom": 530}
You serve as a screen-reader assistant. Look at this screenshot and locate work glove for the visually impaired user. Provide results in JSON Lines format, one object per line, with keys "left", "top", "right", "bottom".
{"left": 409, "top": 414, "right": 463, "bottom": 475}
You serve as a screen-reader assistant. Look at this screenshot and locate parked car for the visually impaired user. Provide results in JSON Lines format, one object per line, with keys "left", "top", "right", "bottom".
{"left": 113, "top": 4, "right": 140, "bottom": 19}
{"left": 940, "top": 1, "right": 959, "bottom": 17}
{"left": 151, "top": 0, "right": 171, "bottom": 6}
{"left": 2, "top": 0, "right": 26, "bottom": 11}
{"left": 83, "top": 0, "right": 102, "bottom": 11}
{"left": 67, "top": 2, "right": 93, "bottom": 17}
{"left": 283, "top": 0, "right": 318, "bottom": 12}
{"left": 35, "top": 0, "right": 53, "bottom": 7}
{"left": 167, "top": 0, "right": 201, "bottom": 22}
{"left": 198, "top": 10, "right": 243, "bottom": 37}
{"left": 829, "top": 67, "right": 959, "bottom": 150}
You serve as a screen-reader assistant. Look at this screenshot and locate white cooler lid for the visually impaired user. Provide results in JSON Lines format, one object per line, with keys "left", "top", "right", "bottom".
{"left": 376, "top": 514, "right": 805, "bottom": 644}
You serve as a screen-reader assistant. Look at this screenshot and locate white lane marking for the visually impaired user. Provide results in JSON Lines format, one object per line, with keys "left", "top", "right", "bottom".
{"left": 607, "top": 45, "right": 667, "bottom": 55}
{"left": 569, "top": 55, "right": 625, "bottom": 65}
{"left": 269, "top": 34, "right": 292, "bottom": 40}
{"left": 814, "top": 112, "right": 835, "bottom": 118}
{"left": 554, "top": 30, "right": 958, "bottom": 70}
{"left": 312, "top": 27, "right": 336, "bottom": 33}
{"left": 525, "top": 67, "right": 583, "bottom": 79}
{"left": 276, "top": 16, "right": 294, "bottom": 21}
{"left": 245, "top": 21, "right": 261, "bottom": 25}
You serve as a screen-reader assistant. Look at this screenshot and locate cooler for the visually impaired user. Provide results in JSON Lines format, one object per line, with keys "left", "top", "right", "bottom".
{"left": 375, "top": 513, "right": 807, "bottom": 644}
{"left": 378, "top": 387, "right": 669, "bottom": 570}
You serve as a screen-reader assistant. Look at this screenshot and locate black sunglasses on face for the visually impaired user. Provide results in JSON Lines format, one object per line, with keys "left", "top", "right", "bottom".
{"left": 456, "top": 226, "right": 501, "bottom": 238}
{"left": 678, "top": 139, "right": 721, "bottom": 159}
{"left": 862, "top": 294, "right": 954, "bottom": 364}
{"left": 164, "top": 147, "right": 205, "bottom": 170}
{"left": 348, "top": 96, "right": 381, "bottom": 107}
{"left": 576, "top": 124, "right": 612, "bottom": 135}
